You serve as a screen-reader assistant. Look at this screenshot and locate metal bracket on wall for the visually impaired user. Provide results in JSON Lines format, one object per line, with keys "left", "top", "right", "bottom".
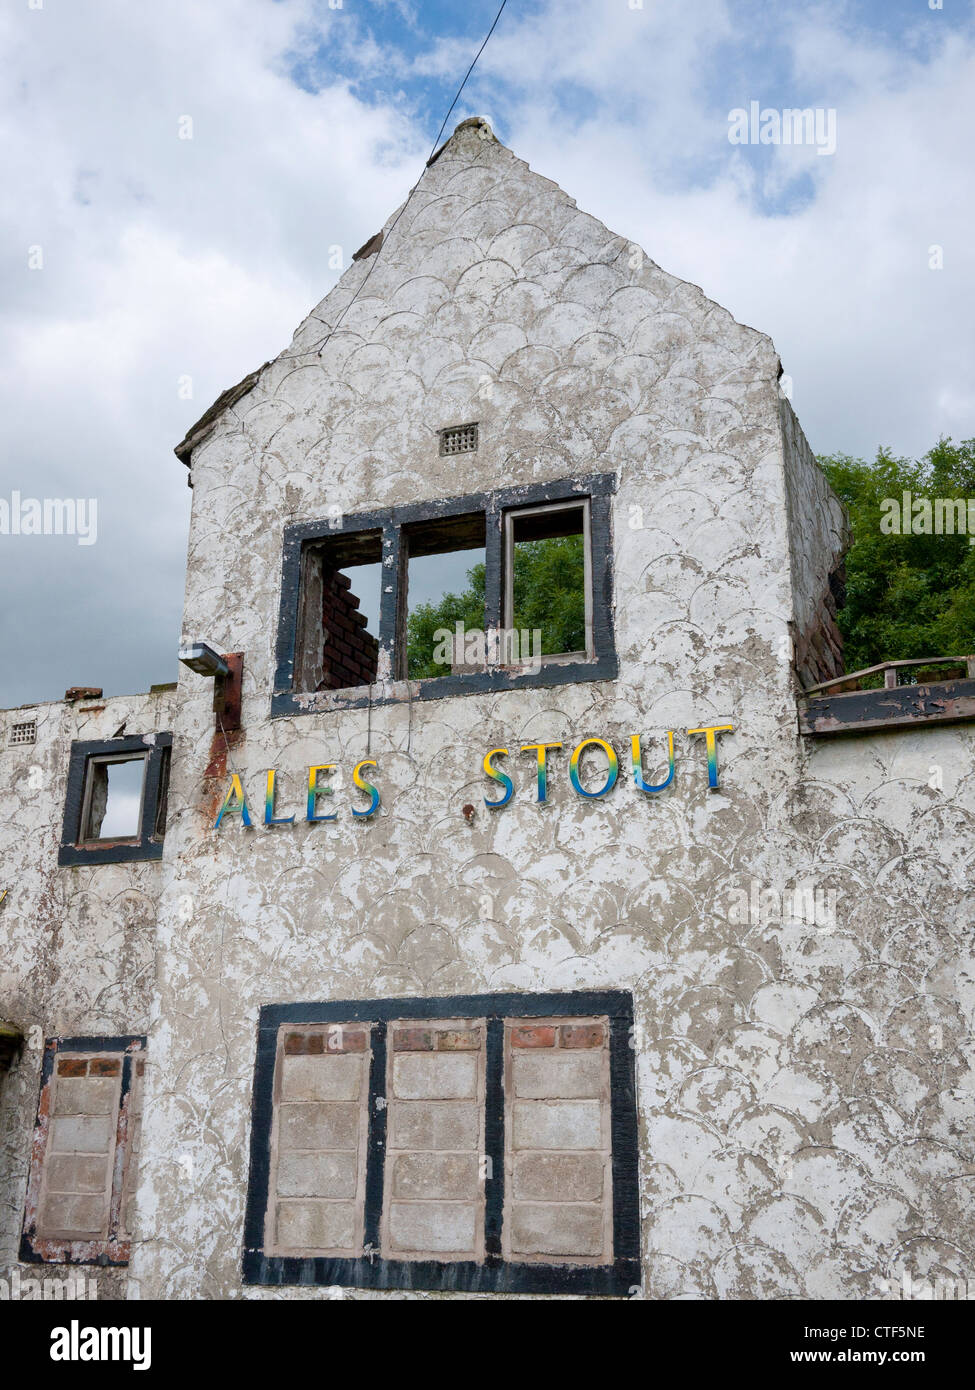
{"left": 213, "top": 653, "right": 244, "bottom": 732}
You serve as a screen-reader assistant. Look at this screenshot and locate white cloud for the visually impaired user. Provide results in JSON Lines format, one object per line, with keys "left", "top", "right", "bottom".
{"left": 1, "top": 0, "right": 972, "bottom": 704}
{"left": 0, "top": 0, "right": 426, "bottom": 704}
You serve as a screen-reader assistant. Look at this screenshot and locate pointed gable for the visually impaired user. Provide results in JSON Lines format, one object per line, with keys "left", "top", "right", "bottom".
{"left": 174, "top": 116, "right": 777, "bottom": 504}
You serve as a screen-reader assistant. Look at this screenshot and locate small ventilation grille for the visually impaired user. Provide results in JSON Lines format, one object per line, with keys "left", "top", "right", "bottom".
{"left": 9, "top": 720, "right": 36, "bottom": 746}
{"left": 439, "top": 422, "right": 478, "bottom": 456}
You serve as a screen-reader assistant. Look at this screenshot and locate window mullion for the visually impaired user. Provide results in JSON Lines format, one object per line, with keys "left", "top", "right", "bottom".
{"left": 378, "top": 522, "right": 403, "bottom": 681}
{"left": 483, "top": 1016, "right": 505, "bottom": 1257}
{"left": 362, "top": 1019, "right": 388, "bottom": 1254}
{"left": 484, "top": 500, "right": 504, "bottom": 656}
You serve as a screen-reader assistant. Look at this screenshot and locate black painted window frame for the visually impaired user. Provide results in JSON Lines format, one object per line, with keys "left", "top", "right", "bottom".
{"left": 242, "top": 989, "right": 640, "bottom": 1296}
{"left": 20, "top": 1034, "right": 146, "bottom": 1267}
{"left": 58, "top": 734, "right": 172, "bottom": 866}
{"left": 271, "top": 474, "right": 618, "bottom": 717}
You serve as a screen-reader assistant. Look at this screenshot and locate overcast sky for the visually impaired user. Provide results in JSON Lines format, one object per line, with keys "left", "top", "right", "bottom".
{"left": 2, "top": 0, "right": 973, "bottom": 708}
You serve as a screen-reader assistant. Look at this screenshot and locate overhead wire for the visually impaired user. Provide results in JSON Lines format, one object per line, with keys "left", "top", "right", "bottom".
{"left": 340, "top": 0, "right": 511, "bottom": 760}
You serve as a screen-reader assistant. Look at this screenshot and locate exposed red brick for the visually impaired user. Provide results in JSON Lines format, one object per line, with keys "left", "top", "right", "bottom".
{"left": 438, "top": 1028, "right": 481, "bottom": 1051}
{"left": 794, "top": 564, "right": 846, "bottom": 689}
{"left": 393, "top": 1028, "right": 436, "bottom": 1052}
{"left": 90, "top": 1057, "right": 122, "bottom": 1076}
{"left": 306, "top": 1033, "right": 324, "bottom": 1055}
{"left": 319, "top": 568, "right": 379, "bottom": 690}
{"left": 284, "top": 1033, "right": 307, "bottom": 1055}
{"left": 560, "top": 1024, "right": 604, "bottom": 1049}
{"left": 58, "top": 1058, "right": 87, "bottom": 1076}
{"left": 510, "top": 1025, "right": 556, "bottom": 1048}
{"left": 339, "top": 1030, "right": 367, "bottom": 1052}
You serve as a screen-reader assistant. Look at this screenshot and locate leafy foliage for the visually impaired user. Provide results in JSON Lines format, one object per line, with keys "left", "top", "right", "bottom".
{"left": 405, "top": 535, "right": 586, "bottom": 679}
{"left": 406, "top": 444, "right": 975, "bottom": 686}
{"left": 406, "top": 560, "right": 487, "bottom": 680}
{"left": 511, "top": 535, "right": 586, "bottom": 655}
{"left": 818, "top": 438, "right": 975, "bottom": 672}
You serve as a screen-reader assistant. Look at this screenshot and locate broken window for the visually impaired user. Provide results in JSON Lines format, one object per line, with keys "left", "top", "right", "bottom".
{"left": 296, "top": 532, "right": 382, "bottom": 693}
{"left": 21, "top": 1037, "right": 145, "bottom": 1265}
{"left": 80, "top": 753, "right": 147, "bottom": 842}
{"left": 243, "top": 990, "right": 639, "bottom": 1295}
{"left": 504, "top": 500, "right": 591, "bottom": 663}
{"left": 59, "top": 734, "right": 172, "bottom": 866}
{"left": 274, "top": 475, "right": 617, "bottom": 714}
{"left": 402, "top": 514, "right": 486, "bottom": 679}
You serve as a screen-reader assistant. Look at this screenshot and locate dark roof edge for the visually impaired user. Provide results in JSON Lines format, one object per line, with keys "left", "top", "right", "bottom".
{"left": 175, "top": 119, "right": 500, "bottom": 468}
{"left": 174, "top": 361, "right": 271, "bottom": 466}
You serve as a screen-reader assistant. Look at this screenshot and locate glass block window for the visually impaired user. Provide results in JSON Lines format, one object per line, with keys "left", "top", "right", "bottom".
{"left": 243, "top": 991, "right": 639, "bottom": 1295}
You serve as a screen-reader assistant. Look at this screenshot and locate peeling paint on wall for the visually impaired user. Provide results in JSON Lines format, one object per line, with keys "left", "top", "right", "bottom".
{"left": 2, "top": 119, "right": 973, "bottom": 1301}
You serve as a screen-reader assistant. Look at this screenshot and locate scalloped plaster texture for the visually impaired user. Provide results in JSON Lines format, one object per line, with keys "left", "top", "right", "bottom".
{"left": 1, "top": 121, "right": 972, "bottom": 1300}
{"left": 0, "top": 690, "right": 174, "bottom": 1295}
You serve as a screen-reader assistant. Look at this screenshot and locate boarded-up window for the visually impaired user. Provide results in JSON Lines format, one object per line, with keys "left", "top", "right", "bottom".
{"left": 245, "top": 992, "right": 639, "bottom": 1295}
{"left": 383, "top": 1021, "right": 486, "bottom": 1260}
{"left": 503, "top": 1018, "right": 612, "bottom": 1264}
{"left": 265, "top": 1026, "right": 373, "bottom": 1256}
{"left": 21, "top": 1037, "right": 145, "bottom": 1266}
{"left": 37, "top": 1054, "right": 122, "bottom": 1240}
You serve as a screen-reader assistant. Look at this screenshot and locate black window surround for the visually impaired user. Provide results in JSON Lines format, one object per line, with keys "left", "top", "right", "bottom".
{"left": 58, "top": 734, "right": 172, "bottom": 866}
{"left": 242, "top": 989, "right": 640, "bottom": 1296}
{"left": 271, "top": 474, "right": 618, "bottom": 717}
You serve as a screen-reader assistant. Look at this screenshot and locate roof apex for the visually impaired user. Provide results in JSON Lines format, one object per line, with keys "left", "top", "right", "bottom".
{"left": 426, "top": 115, "right": 498, "bottom": 166}
{"left": 173, "top": 117, "right": 503, "bottom": 470}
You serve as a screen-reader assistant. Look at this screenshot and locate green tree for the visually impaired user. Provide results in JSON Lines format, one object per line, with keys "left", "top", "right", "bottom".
{"left": 511, "top": 535, "right": 586, "bottom": 655}
{"left": 405, "top": 536, "right": 586, "bottom": 679}
{"left": 818, "top": 438, "right": 975, "bottom": 673}
{"left": 406, "top": 560, "right": 487, "bottom": 679}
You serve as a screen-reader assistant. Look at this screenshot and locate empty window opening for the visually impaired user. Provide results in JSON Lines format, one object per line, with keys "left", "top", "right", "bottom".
{"left": 81, "top": 755, "right": 147, "bottom": 842}
{"left": 273, "top": 476, "right": 617, "bottom": 715}
{"left": 439, "top": 423, "right": 478, "bottom": 456}
{"left": 504, "top": 501, "right": 592, "bottom": 662}
{"left": 298, "top": 532, "right": 383, "bottom": 693}
{"left": 8, "top": 720, "right": 36, "bottom": 746}
{"left": 403, "top": 514, "right": 486, "bottom": 680}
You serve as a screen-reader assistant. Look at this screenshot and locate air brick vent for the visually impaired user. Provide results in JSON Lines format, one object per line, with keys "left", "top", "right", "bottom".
{"left": 9, "top": 720, "right": 36, "bottom": 746}
{"left": 439, "top": 423, "right": 478, "bottom": 456}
